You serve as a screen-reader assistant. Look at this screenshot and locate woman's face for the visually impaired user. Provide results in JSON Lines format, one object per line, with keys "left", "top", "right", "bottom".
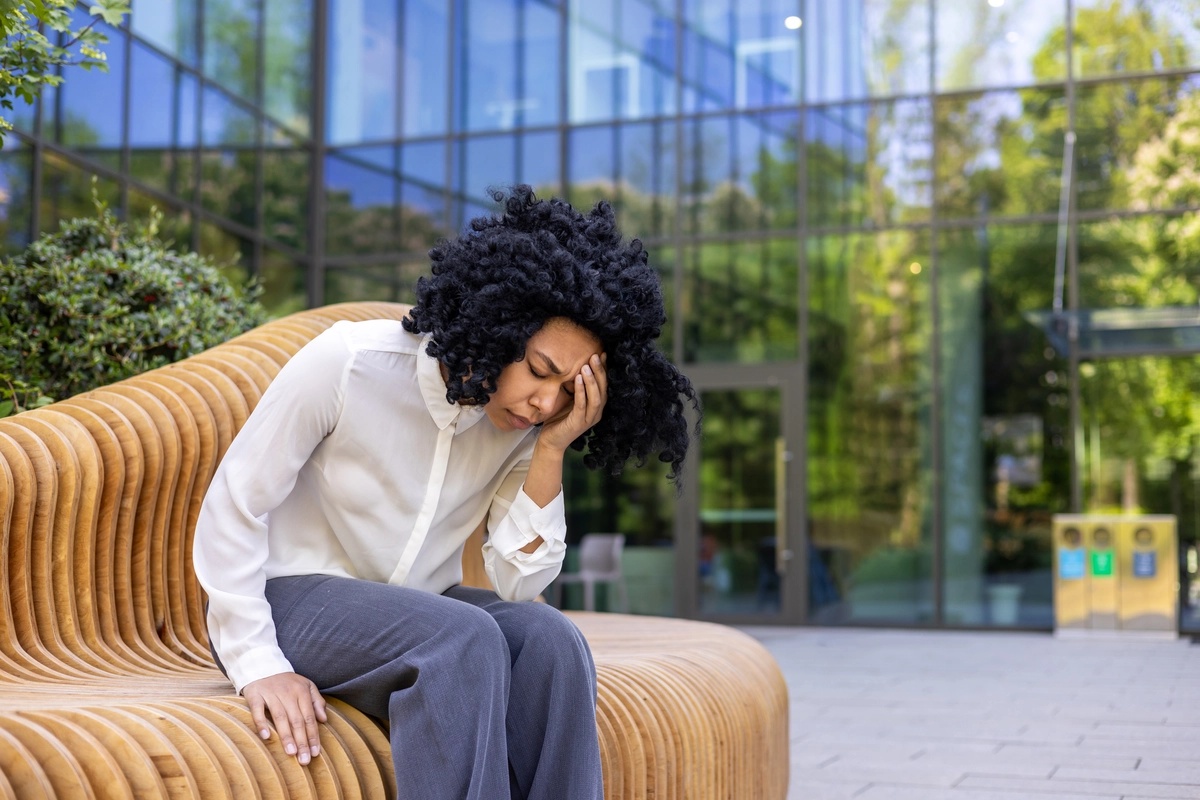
{"left": 484, "top": 317, "right": 603, "bottom": 433}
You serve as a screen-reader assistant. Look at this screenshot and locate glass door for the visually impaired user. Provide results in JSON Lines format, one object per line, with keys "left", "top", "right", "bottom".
{"left": 679, "top": 367, "right": 804, "bottom": 623}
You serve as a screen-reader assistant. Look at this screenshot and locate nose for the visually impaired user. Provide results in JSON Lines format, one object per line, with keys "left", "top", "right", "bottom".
{"left": 531, "top": 385, "right": 563, "bottom": 418}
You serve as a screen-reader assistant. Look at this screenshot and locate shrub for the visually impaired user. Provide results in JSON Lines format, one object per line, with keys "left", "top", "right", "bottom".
{"left": 0, "top": 201, "right": 267, "bottom": 416}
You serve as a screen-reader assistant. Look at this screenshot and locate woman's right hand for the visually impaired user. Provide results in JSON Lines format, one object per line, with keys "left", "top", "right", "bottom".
{"left": 242, "top": 672, "right": 328, "bottom": 765}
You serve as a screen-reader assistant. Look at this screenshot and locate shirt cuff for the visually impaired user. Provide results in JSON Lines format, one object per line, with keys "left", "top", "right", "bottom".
{"left": 489, "top": 487, "right": 567, "bottom": 559}
{"left": 225, "top": 644, "right": 296, "bottom": 694}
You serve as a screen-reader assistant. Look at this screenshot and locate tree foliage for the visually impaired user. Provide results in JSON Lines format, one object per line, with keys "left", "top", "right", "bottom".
{"left": 0, "top": 0, "right": 129, "bottom": 146}
{"left": 0, "top": 193, "right": 267, "bottom": 417}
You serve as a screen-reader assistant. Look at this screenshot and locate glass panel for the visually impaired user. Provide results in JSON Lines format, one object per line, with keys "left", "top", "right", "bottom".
{"left": 680, "top": 239, "right": 798, "bottom": 363}
{"left": 804, "top": 0, "right": 930, "bottom": 102}
{"left": 264, "top": 0, "right": 314, "bottom": 136}
{"left": 127, "top": 188, "right": 192, "bottom": 247}
{"left": 522, "top": 0, "right": 563, "bottom": 128}
{"left": 0, "top": 141, "right": 32, "bottom": 254}
{"left": 568, "top": 122, "right": 673, "bottom": 238}
{"left": 698, "top": 387, "right": 782, "bottom": 615}
{"left": 806, "top": 98, "right": 933, "bottom": 229}
{"left": 934, "top": 87, "right": 1067, "bottom": 220}
{"left": 683, "top": 111, "right": 797, "bottom": 235}
{"left": 324, "top": 262, "right": 427, "bottom": 303}
{"left": 806, "top": 230, "right": 933, "bottom": 624}
{"left": 263, "top": 128, "right": 310, "bottom": 249}
{"left": 131, "top": 0, "right": 197, "bottom": 65}
{"left": 129, "top": 43, "right": 196, "bottom": 199}
{"left": 402, "top": 0, "right": 449, "bottom": 136}
{"left": 259, "top": 248, "right": 308, "bottom": 317}
{"left": 648, "top": 245, "right": 675, "bottom": 356}
{"left": 202, "top": 87, "right": 258, "bottom": 147}
{"left": 559, "top": 452, "right": 677, "bottom": 614}
{"left": 200, "top": 149, "right": 258, "bottom": 229}
{"left": 460, "top": 134, "right": 518, "bottom": 200}
{"left": 521, "top": 130, "right": 561, "bottom": 198}
{"left": 570, "top": 0, "right": 676, "bottom": 122}
{"left": 55, "top": 16, "right": 126, "bottom": 159}
{"left": 1073, "top": 0, "right": 1200, "bottom": 79}
{"left": 328, "top": 0, "right": 398, "bottom": 144}
{"left": 1079, "top": 356, "right": 1200, "bottom": 631}
{"left": 457, "top": 0, "right": 517, "bottom": 131}
{"left": 400, "top": 140, "right": 450, "bottom": 244}
{"left": 935, "top": 0, "right": 1067, "bottom": 92}
{"left": 1078, "top": 214, "right": 1200, "bottom": 313}
{"left": 324, "top": 153, "right": 399, "bottom": 256}
{"left": 204, "top": 0, "right": 260, "bottom": 101}
{"left": 681, "top": 0, "right": 801, "bottom": 113}
{"left": 197, "top": 221, "right": 254, "bottom": 287}
{"left": 939, "top": 225, "right": 1066, "bottom": 628}
{"left": 1074, "top": 76, "right": 1188, "bottom": 213}
{"left": 39, "top": 153, "right": 121, "bottom": 235}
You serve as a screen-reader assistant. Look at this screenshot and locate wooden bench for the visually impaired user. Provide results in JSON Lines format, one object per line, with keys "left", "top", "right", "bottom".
{"left": 0, "top": 303, "right": 790, "bottom": 799}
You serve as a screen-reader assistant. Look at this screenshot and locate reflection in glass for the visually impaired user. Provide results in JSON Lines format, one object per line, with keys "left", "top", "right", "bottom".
{"left": 128, "top": 189, "right": 192, "bottom": 249}
{"left": 459, "top": 0, "right": 560, "bottom": 131}
{"left": 806, "top": 231, "right": 932, "bottom": 624}
{"left": 698, "top": 388, "right": 782, "bottom": 614}
{"left": 1073, "top": 0, "right": 1200, "bottom": 78}
{"left": 260, "top": 248, "right": 308, "bottom": 316}
{"left": 940, "top": 225, "right": 1065, "bottom": 628}
{"left": 681, "top": 239, "right": 798, "bottom": 363}
{"left": 936, "top": 0, "right": 1066, "bottom": 91}
{"left": 324, "top": 261, "right": 427, "bottom": 303}
{"left": 0, "top": 141, "right": 32, "bottom": 254}
{"left": 263, "top": 129, "right": 310, "bottom": 249}
{"left": 683, "top": 111, "right": 797, "bottom": 235}
{"left": 807, "top": 98, "right": 933, "bottom": 229}
{"left": 1074, "top": 76, "right": 1187, "bottom": 213}
{"left": 647, "top": 246, "right": 675, "bottom": 356}
{"left": 562, "top": 450, "right": 677, "bottom": 615}
{"left": 131, "top": 0, "right": 197, "bottom": 65}
{"left": 804, "top": 0, "right": 930, "bottom": 102}
{"left": 130, "top": 43, "right": 197, "bottom": 198}
{"left": 197, "top": 221, "right": 253, "bottom": 288}
{"left": 401, "top": 140, "right": 449, "bottom": 243}
{"left": 1079, "top": 356, "right": 1200, "bottom": 631}
{"left": 324, "top": 153, "right": 399, "bottom": 256}
{"left": 1077, "top": 214, "right": 1200, "bottom": 316}
{"left": 264, "top": 0, "right": 313, "bottom": 136}
{"left": 204, "top": 0, "right": 260, "bottom": 101}
{"left": 570, "top": 0, "right": 675, "bottom": 122}
{"left": 568, "top": 122, "right": 674, "bottom": 237}
{"left": 682, "top": 0, "right": 800, "bottom": 112}
{"left": 39, "top": 153, "right": 120, "bottom": 235}
{"left": 328, "top": 0, "right": 398, "bottom": 144}
{"left": 56, "top": 15, "right": 125, "bottom": 157}
{"left": 934, "top": 87, "right": 1066, "bottom": 220}
{"left": 402, "top": 0, "right": 449, "bottom": 136}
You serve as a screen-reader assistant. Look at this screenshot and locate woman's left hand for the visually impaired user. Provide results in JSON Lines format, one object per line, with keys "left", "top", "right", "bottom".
{"left": 537, "top": 353, "right": 607, "bottom": 453}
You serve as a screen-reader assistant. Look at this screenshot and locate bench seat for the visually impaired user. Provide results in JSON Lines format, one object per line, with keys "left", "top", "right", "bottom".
{"left": 0, "top": 303, "right": 789, "bottom": 799}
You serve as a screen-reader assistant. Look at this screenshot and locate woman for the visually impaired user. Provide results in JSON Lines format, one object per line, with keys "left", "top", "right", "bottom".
{"left": 193, "top": 185, "right": 698, "bottom": 799}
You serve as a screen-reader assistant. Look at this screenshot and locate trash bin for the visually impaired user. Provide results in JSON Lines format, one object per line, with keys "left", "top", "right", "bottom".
{"left": 1052, "top": 514, "right": 1179, "bottom": 637}
{"left": 1116, "top": 516, "right": 1178, "bottom": 633}
{"left": 1051, "top": 516, "right": 1089, "bottom": 631}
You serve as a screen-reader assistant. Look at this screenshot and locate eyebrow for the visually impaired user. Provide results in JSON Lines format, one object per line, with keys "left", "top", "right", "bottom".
{"left": 534, "top": 351, "right": 565, "bottom": 375}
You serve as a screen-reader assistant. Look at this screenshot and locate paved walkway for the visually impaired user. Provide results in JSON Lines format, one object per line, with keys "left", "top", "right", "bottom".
{"left": 739, "top": 626, "right": 1200, "bottom": 800}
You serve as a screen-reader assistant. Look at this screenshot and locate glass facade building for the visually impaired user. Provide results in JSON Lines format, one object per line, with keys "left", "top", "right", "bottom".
{"left": 6, "top": 0, "right": 1200, "bottom": 630}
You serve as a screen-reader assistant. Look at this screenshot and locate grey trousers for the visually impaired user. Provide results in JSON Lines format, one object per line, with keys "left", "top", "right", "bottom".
{"left": 260, "top": 574, "right": 603, "bottom": 800}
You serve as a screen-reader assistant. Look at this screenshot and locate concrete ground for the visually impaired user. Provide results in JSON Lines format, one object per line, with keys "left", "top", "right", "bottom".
{"left": 739, "top": 626, "right": 1200, "bottom": 800}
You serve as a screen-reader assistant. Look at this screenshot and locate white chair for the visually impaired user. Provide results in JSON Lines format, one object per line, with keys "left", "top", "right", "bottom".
{"left": 554, "top": 533, "right": 629, "bottom": 612}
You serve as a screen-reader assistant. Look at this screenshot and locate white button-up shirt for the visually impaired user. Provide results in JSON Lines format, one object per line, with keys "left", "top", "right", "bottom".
{"left": 193, "top": 319, "right": 568, "bottom": 691}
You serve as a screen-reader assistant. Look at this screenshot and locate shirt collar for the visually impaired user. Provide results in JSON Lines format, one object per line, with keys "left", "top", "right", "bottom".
{"left": 416, "top": 334, "right": 486, "bottom": 432}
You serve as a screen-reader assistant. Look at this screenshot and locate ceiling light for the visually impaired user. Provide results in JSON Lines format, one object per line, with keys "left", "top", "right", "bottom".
{"left": 784, "top": 15, "right": 802, "bottom": 29}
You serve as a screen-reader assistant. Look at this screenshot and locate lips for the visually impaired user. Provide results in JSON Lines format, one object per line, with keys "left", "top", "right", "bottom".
{"left": 508, "top": 411, "right": 533, "bottom": 430}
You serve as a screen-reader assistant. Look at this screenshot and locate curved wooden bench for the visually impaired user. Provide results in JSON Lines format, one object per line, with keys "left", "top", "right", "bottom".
{"left": 0, "top": 302, "right": 789, "bottom": 798}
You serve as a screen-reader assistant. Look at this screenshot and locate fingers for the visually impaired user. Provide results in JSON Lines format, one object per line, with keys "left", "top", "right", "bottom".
{"left": 243, "top": 673, "right": 325, "bottom": 766}
{"left": 580, "top": 354, "right": 607, "bottom": 424}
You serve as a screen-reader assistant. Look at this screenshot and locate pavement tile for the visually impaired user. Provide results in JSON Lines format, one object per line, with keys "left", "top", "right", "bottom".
{"left": 958, "top": 776, "right": 1200, "bottom": 798}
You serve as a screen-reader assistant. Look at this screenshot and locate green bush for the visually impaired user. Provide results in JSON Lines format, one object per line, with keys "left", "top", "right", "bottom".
{"left": 0, "top": 202, "right": 267, "bottom": 416}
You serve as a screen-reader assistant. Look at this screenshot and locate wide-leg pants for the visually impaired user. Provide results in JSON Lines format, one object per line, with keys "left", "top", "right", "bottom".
{"left": 259, "top": 574, "right": 604, "bottom": 800}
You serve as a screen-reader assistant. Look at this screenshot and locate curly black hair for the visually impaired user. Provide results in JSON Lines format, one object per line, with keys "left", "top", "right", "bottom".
{"left": 402, "top": 185, "right": 699, "bottom": 483}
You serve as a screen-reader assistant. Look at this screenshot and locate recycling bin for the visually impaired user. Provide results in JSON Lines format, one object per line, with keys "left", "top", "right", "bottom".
{"left": 1051, "top": 515, "right": 1089, "bottom": 631}
{"left": 1087, "top": 522, "right": 1119, "bottom": 630}
{"left": 1116, "top": 516, "right": 1178, "bottom": 632}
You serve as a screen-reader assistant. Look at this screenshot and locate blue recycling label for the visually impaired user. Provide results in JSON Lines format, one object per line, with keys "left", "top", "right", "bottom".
{"left": 1058, "top": 548, "right": 1086, "bottom": 580}
{"left": 1132, "top": 551, "right": 1156, "bottom": 578}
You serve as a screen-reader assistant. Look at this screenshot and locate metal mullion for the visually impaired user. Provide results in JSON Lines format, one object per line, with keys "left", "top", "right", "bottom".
{"left": 443, "top": 1, "right": 456, "bottom": 230}
{"left": 929, "top": 0, "right": 944, "bottom": 626}
{"left": 309, "top": 0, "right": 329, "bottom": 307}
{"left": 1066, "top": 0, "right": 1082, "bottom": 513}
{"left": 253, "top": 0, "right": 266, "bottom": 280}
{"left": 120, "top": 21, "right": 132, "bottom": 216}
{"left": 792, "top": 0, "right": 811, "bottom": 627}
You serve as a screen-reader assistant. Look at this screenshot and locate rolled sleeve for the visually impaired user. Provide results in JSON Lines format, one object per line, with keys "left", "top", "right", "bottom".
{"left": 483, "top": 485, "right": 568, "bottom": 600}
